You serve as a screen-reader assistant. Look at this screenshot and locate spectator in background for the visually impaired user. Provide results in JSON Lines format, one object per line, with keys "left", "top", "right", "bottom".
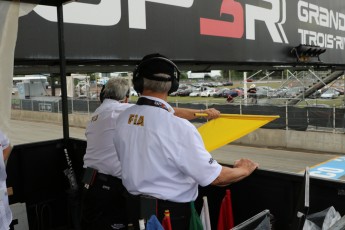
{"left": 248, "top": 84, "right": 257, "bottom": 104}
{"left": 226, "top": 94, "right": 234, "bottom": 103}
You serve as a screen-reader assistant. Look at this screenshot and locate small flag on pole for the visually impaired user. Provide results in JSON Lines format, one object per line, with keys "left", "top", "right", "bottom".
{"left": 217, "top": 189, "right": 234, "bottom": 230}
{"left": 200, "top": 196, "right": 211, "bottom": 230}
{"left": 162, "top": 210, "right": 172, "bottom": 230}
{"left": 189, "top": 202, "right": 203, "bottom": 230}
{"left": 147, "top": 215, "right": 164, "bottom": 230}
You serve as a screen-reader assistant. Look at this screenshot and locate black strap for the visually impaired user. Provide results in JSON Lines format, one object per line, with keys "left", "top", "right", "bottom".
{"left": 136, "top": 97, "right": 170, "bottom": 112}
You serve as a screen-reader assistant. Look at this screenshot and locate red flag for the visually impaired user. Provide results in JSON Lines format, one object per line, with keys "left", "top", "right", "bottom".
{"left": 162, "top": 210, "right": 172, "bottom": 230}
{"left": 217, "top": 189, "right": 235, "bottom": 230}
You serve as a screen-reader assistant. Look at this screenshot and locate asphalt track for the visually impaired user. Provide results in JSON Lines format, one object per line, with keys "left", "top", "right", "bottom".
{"left": 8, "top": 119, "right": 344, "bottom": 181}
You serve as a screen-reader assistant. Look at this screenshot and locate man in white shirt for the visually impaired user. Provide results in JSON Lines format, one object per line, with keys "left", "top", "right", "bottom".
{"left": 113, "top": 54, "right": 259, "bottom": 229}
{"left": 81, "top": 77, "right": 220, "bottom": 230}
{"left": 0, "top": 130, "right": 12, "bottom": 230}
{"left": 81, "top": 78, "right": 131, "bottom": 230}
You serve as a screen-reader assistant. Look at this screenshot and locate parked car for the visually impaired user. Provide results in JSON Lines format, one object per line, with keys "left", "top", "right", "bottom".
{"left": 200, "top": 89, "right": 217, "bottom": 97}
{"left": 255, "top": 86, "right": 273, "bottom": 99}
{"left": 212, "top": 88, "right": 230, "bottom": 98}
{"left": 267, "top": 88, "right": 287, "bottom": 98}
{"left": 177, "top": 87, "right": 193, "bottom": 96}
{"left": 169, "top": 89, "right": 183, "bottom": 96}
{"left": 320, "top": 88, "right": 339, "bottom": 99}
{"left": 189, "top": 90, "right": 201, "bottom": 97}
{"left": 232, "top": 88, "right": 244, "bottom": 97}
{"left": 285, "top": 87, "right": 304, "bottom": 98}
{"left": 334, "top": 88, "right": 344, "bottom": 95}
{"left": 307, "top": 90, "right": 321, "bottom": 99}
{"left": 222, "top": 81, "right": 233, "bottom": 86}
{"left": 222, "top": 89, "right": 239, "bottom": 98}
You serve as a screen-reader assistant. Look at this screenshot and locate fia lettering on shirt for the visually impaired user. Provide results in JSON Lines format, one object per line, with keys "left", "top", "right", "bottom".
{"left": 128, "top": 114, "right": 144, "bottom": 126}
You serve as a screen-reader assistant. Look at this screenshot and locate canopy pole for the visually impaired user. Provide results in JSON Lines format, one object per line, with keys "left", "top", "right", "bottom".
{"left": 57, "top": 4, "right": 69, "bottom": 142}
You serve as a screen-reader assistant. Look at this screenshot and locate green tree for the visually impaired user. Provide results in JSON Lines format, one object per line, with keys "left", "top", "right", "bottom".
{"left": 180, "top": 71, "right": 188, "bottom": 80}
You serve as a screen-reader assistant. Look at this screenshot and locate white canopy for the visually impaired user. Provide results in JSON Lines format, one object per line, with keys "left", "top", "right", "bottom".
{"left": 0, "top": 2, "right": 35, "bottom": 135}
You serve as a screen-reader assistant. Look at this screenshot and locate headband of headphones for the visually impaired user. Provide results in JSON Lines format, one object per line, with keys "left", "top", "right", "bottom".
{"left": 133, "top": 56, "right": 180, "bottom": 82}
{"left": 132, "top": 54, "right": 181, "bottom": 94}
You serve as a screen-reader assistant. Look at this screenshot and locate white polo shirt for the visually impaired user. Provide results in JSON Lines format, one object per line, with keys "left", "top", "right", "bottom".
{"left": 0, "top": 130, "right": 12, "bottom": 230}
{"left": 113, "top": 96, "right": 222, "bottom": 202}
{"left": 83, "top": 99, "right": 133, "bottom": 178}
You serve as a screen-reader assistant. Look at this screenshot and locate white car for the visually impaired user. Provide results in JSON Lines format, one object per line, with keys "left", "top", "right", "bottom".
{"left": 320, "top": 88, "right": 339, "bottom": 99}
{"left": 200, "top": 89, "right": 216, "bottom": 97}
{"left": 189, "top": 91, "right": 201, "bottom": 97}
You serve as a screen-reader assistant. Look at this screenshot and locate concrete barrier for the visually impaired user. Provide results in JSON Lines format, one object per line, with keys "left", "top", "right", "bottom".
{"left": 234, "top": 128, "right": 345, "bottom": 154}
{"left": 11, "top": 110, "right": 90, "bottom": 128}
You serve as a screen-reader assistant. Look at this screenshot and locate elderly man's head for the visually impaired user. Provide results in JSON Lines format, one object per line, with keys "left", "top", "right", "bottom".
{"left": 132, "top": 53, "right": 180, "bottom": 94}
{"left": 100, "top": 78, "right": 130, "bottom": 102}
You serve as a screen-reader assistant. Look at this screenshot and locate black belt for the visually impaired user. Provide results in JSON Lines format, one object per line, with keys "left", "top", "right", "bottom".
{"left": 82, "top": 167, "right": 121, "bottom": 189}
{"left": 157, "top": 198, "right": 190, "bottom": 208}
{"left": 95, "top": 172, "right": 121, "bottom": 183}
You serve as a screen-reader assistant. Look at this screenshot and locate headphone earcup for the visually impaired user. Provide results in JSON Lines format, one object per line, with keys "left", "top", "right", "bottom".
{"left": 132, "top": 76, "right": 143, "bottom": 94}
{"left": 99, "top": 84, "right": 106, "bottom": 103}
{"left": 168, "top": 78, "right": 179, "bottom": 94}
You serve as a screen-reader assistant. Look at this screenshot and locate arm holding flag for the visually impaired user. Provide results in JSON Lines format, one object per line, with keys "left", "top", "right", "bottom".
{"left": 174, "top": 107, "right": 220, "bottom": 120}
{"left": 211, "top": 159, "right": 259, "bottom": 186}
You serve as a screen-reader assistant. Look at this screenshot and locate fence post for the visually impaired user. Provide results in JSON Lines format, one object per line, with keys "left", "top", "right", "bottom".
{"left": 240, "top": 99, "right": 242, "bottom": 114}
{"left": 31, "top": 99, "right": 34, "bottom": 111}
{"left": 306, "top": 108, "right": 309, "bottom": 127}
{"left": 87, "top": 99, "right": 90, "bottom": 115}
{"left": 71, "top": 98, "right": 74, "bottom": 113}
{"left": 333, "top": 104, "right": 336, "bottom": 133}
{"left": 285, "top": 102, "right": 288, "bottom": 130}
{"left": 56, "top": 101, "right": 59, "bottom": 123}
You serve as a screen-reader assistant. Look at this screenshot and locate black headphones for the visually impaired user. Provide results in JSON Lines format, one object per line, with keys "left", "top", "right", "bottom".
{"left": 100, "top": 84, "right": 106, "bottom": 103}
{"left": 132, "top": 56, "right": 180, "bottom": 94}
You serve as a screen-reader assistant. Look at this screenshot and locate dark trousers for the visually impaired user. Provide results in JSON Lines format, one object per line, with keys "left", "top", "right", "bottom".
{"left": 127, "top": 195, "right": 191, "bottom": 230}
{"left": 80, "top": 173, "right": 128, "bottom": 230}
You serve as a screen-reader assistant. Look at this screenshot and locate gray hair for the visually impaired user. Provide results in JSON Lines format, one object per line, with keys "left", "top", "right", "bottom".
{"left": 143, "top": 74, "right": 172, "bottom": 93}
{"left": 103, "top": 77, "right": 130, "bottom": 101}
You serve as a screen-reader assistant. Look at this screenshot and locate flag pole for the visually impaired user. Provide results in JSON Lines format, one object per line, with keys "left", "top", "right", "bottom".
{"left": 194, "top": 113, "right": 280, "bottom": 119}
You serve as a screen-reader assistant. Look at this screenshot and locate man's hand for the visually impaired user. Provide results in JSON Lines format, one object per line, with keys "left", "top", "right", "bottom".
{"left": 211, "top": 158, "right": 259, "bottom": 187}
{"left": 202, "top": 108, "right": 220, "bottom": 120}
{"left": 233, "top": 158, "right": 259, "bottom": 176}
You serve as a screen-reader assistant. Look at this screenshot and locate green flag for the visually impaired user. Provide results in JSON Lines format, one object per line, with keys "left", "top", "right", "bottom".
{"left": 189, "top": 202, "right": 203, "bottom": 230}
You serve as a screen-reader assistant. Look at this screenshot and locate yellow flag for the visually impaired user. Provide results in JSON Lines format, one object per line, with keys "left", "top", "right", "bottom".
{"left": 197, "top": 114, "right": 279, "bottom": 152}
